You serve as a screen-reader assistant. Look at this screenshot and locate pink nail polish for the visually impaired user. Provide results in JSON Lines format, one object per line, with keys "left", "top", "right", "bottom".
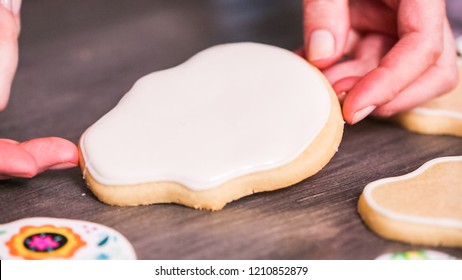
{"left": 352, "top": 106, "right": 376, "bottom": 124}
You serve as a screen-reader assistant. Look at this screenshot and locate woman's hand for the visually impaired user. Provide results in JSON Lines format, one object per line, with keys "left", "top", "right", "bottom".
{"left": 0, "top": 2, "right": 79, "bottom": 179}
{"left": 303, "top": 0, "right": 458, "bottom": 124}
{"left": 0, "top": 138, "right": 78, "bottom": 179}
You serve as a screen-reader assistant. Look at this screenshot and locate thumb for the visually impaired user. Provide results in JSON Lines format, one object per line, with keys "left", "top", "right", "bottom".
{"left": 0, "top": 1, "right": 21, "bottom": 111}
{"left": 20, "top": 137, "right": 79, "bottom": 173}
{"left": 303, "top": 0, "right": 349, "bottom": 69}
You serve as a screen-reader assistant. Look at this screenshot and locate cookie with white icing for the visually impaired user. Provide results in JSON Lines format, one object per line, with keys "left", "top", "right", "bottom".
{"left": 393, "top": 58, "right": 462, "bottom": 137}
{"left": 79, "top": 42, "right": 344, "bottom": 210}
{"left": 358, "top": 156, "right": 462, "bottom": 247}
{"left": 0, "top": 217, "right": 136, "bottom": 259}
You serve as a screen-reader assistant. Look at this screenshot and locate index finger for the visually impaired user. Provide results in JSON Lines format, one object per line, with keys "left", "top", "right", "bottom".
{"left": 343, "top": 0, "right": 446, "bottom": 124}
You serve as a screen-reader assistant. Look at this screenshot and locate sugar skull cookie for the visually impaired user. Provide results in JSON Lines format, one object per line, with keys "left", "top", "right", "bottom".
{"left": 79, "top": 42, "right": 344, "bottom": 210}
{"left": 375, "top": 250, "right": 456, "bottom": 260}
{"left": 0, "top": 217, "right": 136, "bottom": 259}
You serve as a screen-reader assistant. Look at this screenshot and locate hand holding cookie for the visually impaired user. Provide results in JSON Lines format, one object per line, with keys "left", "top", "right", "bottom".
{"left": 303, "top": 0, "right": 458, "bottom": 124}
{"left": 0, "top": 1, "right": 78, "bottom": 180}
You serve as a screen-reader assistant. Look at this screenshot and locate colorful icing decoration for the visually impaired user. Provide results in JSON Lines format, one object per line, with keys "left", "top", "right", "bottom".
{"left": 376, "top": 250, "right": 457, "bottom": 260}
{"left": 6, "top": 225, "right": 85, "bottom": 259}
{"left": 358, "top": 156, "right": 462, "bottom": 247}
{"left": 0, "top": 217, "right": 136, "bottom": 260}
{"left": 80, "top": 42, "right": 333, "bottom": 190}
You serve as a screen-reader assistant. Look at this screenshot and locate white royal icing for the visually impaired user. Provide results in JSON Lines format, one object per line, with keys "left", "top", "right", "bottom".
{"left": 80, "top": 42, "right": 332, "bottom": 190}
{"left": 0, "top": 217, "right": 136, "bottom": 260}
{"left": 363, "top": 156, "right": 462, "bottom": 229}
{"left": 410, "top": 107, "right": 462, "bottom": 120}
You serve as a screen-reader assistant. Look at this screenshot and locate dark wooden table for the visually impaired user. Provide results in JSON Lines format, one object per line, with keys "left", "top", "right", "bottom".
{"left": 1, "top": 0, "right": 461, "bottom": 259}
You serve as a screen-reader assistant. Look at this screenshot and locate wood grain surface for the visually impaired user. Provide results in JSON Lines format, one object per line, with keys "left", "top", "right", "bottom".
{"left": 1, "top": 0, "right": 461, "bottom": 259}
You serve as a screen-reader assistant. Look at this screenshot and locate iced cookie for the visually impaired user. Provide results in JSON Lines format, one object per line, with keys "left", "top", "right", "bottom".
{"left": 375, "top": 250, "right": 456, "bottom": 260}
{"left": 79, "top": 42, "right": 344, "bottom": 210}
{"left": 393, "top": 58, "right": 462, "bottom": 137}
{"left": 358, "top": 156, "right": 462, "bottom": 247}
{"left": 0, "top": 217, "right": 136, "bottom": 259}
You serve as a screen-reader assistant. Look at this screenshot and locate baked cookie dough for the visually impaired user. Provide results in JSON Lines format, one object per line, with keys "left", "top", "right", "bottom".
{"left": 358, "top": 156, "right": 462, "bottom": 247}
{"left": 393, "top": 58, "right": 462, "bottom": 137}
{"left": 79, "top": 42, "right": 344, "bottom": 210}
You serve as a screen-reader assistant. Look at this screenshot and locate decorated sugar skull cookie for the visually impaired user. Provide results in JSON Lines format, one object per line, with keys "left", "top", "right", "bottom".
{"left": 0, "top": 217, "right": 136, "bottom": 260}
{"left": 376, "top": 250, "right": 456, "bottom": 260}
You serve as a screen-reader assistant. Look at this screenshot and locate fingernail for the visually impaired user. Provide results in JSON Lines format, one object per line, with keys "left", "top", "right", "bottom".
{"left": 0, "top": 0, "right": 12, "bottom": 11}
{"left": 352, "top": 106, "right": 376, "bottom": 124}
{"left": 308, "top": 29, "right": 335, "bottom": 61}
{"left": 50, "top": 162, "right": 78, "bottom": 170}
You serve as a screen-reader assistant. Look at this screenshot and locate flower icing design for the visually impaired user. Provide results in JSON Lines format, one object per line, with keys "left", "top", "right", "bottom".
{"left": 5, "top": 225, "right": 86, "bottom": 259}
{"left": 27, "top": 235, "right": 60, "bottom": 251}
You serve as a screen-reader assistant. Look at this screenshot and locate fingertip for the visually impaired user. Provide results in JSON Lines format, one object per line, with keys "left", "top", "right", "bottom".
{"left": 306, "top": 29, "right": 337, "bottom": 66}
{"left": 49, "top": 161, "right": 78, "bottom": 170}
{"left": 303, "top": 0, "right": 349, "bottom": 69}
{"left": 342, "top": 90, "right": 373, "bottom": 125}
{"left": 351, "top": 105, "right": 376, "bottom": 124}
{"left": 342, "top": 95, "right": 375, "bottom": 125}
{"left": 342, "top": 67, "right": 398, "bottom": 124}
{"left": 370, "top": 106, "right": 396, "bottom": 118}
{"left": 49, "top": 137, "right": 79, "bottom": 169}
{"left": 20, "top": 137, "right": 79, "bottom": 173}
{"left": 305, "top": 30, "right": 348, "bottom": 69}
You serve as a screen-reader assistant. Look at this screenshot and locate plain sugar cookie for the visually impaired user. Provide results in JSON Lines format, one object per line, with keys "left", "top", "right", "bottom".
{"left": 358, "top": 156, "right": 462, "bottom": 247}
{"left": 393, "top": 58, "right": 462, "bottom": 137}
{"left": 79, "top": 42, "right": 344, "bottom": 210}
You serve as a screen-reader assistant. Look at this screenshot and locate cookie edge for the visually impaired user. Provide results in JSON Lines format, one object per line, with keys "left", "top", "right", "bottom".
{"left": 358, "top": 156, "right": 462, "bottom": 247}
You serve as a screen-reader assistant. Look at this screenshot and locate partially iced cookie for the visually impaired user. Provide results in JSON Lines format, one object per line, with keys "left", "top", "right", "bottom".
{"left": 375, "top": 250, "right": 457, "bottom": 260}
{"left": 0, "top": 217, "right": 136, "bottom": 259}
{"left": 393, "top": 58, "right": 462, "bottom": 137}
{"left": 79, "top": 42, "right": 344, "bottom": 210}
{"left": 358, "top": 156, "right": 462, "bottom": 247}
